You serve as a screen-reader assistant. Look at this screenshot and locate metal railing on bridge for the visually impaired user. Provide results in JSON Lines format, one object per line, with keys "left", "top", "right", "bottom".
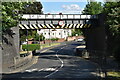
{"left": 22, "top": 14, "right": 98, "bottom": 20}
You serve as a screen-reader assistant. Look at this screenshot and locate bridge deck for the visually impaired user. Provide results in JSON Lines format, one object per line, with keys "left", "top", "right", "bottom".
{"left": 22, "top": 14, "right": 98, "bottom": 20}
{"left": 19, "top": 14, "right": 98, "bottom": 29}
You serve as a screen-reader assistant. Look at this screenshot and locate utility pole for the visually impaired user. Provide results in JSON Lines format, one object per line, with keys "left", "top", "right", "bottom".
{"left": 39, "top": 29, "right": 41, "bottom": 49}
{"left": 87, "top": 0, "right": 90, "bottom": 4}
{"left": 49, "top": 29, "right": 50, "bottom": 46}
{"left": 27, "top": 30, "right": 28, "bottom": 54}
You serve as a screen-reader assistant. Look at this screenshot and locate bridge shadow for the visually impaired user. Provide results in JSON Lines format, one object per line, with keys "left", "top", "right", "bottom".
{"left": 2, "top": 63, "right": 102, "bottom": 79}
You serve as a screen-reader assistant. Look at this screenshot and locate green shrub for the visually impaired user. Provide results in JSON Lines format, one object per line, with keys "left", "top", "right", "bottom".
{"left": 51, "top": 38, "right": 59, "bottom": 41}
{"left": 22, "top": 44, "right": 40, "bottom": 51}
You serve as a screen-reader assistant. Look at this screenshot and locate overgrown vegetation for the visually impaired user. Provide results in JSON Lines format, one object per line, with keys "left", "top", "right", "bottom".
{"left": 103, "top": 2, "right": 120, "bottom": 62}
{"left": 82, "top": 1, "right": 120, "bottom": 62}
{"left": 107, "top": 71, "right": 120, "bottom": 79}
{"left": 1, "top": 2, "right": 42, "bottom": 31}
{"left": 82, "top": 1, "right": 103, "bottom": 15}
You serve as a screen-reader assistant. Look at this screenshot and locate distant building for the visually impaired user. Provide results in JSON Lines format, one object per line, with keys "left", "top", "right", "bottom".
{"left": 37, "top": 29, "right": 72, "bottom": 39}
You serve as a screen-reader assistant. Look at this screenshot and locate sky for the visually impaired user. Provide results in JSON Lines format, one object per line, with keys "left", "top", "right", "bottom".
{"left": 37, "top": 0, "right": 104, "bottom": 14}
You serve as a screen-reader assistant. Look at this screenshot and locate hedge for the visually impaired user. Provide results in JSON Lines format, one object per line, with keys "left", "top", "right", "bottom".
{"left": 22, "top": 44, "right": 40, "bottom": 51}
{"left": 22, "top": 43, "right": 61, "bottom": 51}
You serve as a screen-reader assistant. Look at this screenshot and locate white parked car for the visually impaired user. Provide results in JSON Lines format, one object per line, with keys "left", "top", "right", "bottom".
{"left": 76, "top": 38, "right": 85, "bottom": 44}
{"left": 22, "top": 42, "right": 27, "bottom": 44}
{"left": 76, "top": 38, "right": 84, "bottom": 42}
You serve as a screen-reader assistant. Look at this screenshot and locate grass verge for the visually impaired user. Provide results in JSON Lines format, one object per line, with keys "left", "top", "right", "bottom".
{"left": 107, "top": 71, "right": 120, "bottom": 79}
{"left": 22, "top": 43, "right": 60, "bottom": 51}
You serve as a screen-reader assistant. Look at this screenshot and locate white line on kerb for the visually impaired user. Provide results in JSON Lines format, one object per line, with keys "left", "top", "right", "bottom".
{"left": 44, "top": 46, "right": 66, "bottom": 78}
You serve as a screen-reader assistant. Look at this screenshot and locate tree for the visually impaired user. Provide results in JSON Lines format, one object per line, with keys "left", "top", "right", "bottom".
{"left": 72, "top": 29, "right": 83, "bottom": 36}
{"left": 34, "top": 33, "right": 45, "bottom": 41}
{"left": 1, "top": 2, "right": 28, "bottom": 31}
{"left": 103, "top": 2, "right": 120, "bottom": 61}
{"left": 2, "top": 2, "right": 43, "bottom": 31}
{"left": 39, "top": 34, "right": 45, "bottom": 41}
{"left": 82, "top": 1, "right": 103, "bottom": 15}
{"left": 21, "top": 2, "right": 43, "bottom": 14}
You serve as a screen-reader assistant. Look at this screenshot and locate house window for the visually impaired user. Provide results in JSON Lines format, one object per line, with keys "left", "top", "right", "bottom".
{"left": 64, "top": 31, "right": 66, "bottom": 35}
{"left": 59, "top": 33, "right": 61, "bottom": 35}
{"left": 53, "top": 33, "right": 54, "bottom": 35}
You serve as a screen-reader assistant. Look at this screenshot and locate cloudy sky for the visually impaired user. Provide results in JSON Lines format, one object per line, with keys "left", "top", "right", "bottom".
{"left": 37, "top": 0, "right": 104, "bottom": 14}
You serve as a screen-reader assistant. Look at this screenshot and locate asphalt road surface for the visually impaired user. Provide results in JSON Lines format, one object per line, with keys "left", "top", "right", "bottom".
{"left": 2, "top": 41, "right": 101, "bottom": 80}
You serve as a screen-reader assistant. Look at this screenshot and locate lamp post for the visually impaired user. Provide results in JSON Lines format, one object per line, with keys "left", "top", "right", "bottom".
{"left": 26, "top": 30, "right": 28, "bottom": 54}
{"left": 87, "top": 0, "right": 90, "bottom": 4}
{"left": 39, "top": 29, "right": 41, "bottom": 49}
{"left": 49, "top": 29, "right": 51, "bottom": 46}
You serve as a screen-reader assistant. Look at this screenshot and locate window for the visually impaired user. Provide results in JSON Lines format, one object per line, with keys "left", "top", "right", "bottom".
{"left": 64, "top": 31, "right": 66, "bottom": 35}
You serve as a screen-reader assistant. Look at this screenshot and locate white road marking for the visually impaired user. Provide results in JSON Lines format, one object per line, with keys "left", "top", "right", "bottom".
{"left": 43, "top": 68, "right": 56, "bottom": 71}
{"left": 38, "top": 68, "right": 44, "bottom": 71}
{"left": 25, "top": 67, "right": 56, "bottom": 72}
{"left": 25, "top": 45, "right": 67, "bottom": 78}
{"left": 25, "top": 68, "right": 38, "bottom": 72}
{"left": 44, "top": 46, "right": 67, "bottom": 78}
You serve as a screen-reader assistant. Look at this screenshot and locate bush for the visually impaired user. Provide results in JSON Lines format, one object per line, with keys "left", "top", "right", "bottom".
{"left": 22, "top": 44, "right": 40, "bottom": 51}
{"left": 51, "top": 38, "right": 59, "bottom": 41}
{"left": 34, "top": 34, "right": 45, "bottom": 41}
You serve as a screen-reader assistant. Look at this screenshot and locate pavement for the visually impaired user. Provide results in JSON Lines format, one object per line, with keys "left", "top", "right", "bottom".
{"left": 2, "top": 41, "right": 103, "bottom": 80}
{"left": 2, "top": 42, "right": 65, "bottom": 74}
{"left": 2, "top": 56, "right": 38, "bottom": 74}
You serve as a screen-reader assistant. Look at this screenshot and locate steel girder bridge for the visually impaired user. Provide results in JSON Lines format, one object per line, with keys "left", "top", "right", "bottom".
{"left": 19, "top": 14, "right": 98, "bottom": 29}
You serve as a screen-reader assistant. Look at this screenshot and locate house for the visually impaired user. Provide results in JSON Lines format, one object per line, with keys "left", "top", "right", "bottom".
{"left": 37, "top": 29, "right": 72, "bottom": 39}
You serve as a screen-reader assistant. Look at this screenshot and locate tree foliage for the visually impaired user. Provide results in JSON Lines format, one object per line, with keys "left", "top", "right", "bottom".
{"left": 82, "top": 1, "right": 103, "bottom": 15}
{"left": 103, "top": 2, "right": 120, "bottom": 35}
{"left": 82, "top": 1, "right": 120, "bottom": 61}
{"left": 103, "top": 2, "right": 120, "bottom": 61}
{"left": 2, "top": 2, "right": 27, "bottom": 30}
{"left": 72, "top": 29, "right": 83, "bottom": 36}
{"left": 21, "top": 2, "right": 43, "bottom": 14}
{"left": 20, "top": 30, "right": 45, "bottom": 42}
{"left": 1, "top": 2, "right": 43, "bottom": 30}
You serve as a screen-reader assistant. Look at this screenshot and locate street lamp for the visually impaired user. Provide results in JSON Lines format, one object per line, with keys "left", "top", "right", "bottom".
{"left": 26, "top": 30, "right": 28, "bottom": 54}
{"left": 87, "top": 0, "right": 90, "bottom": 4}
{"left": 61, "top": 29, "right": 63, "bottom": 39}
{"left": 38, "top": 29, "right": 41, "bottom": 49}
{"left": 49, "top": 29, "right": 51, "bottom": 46}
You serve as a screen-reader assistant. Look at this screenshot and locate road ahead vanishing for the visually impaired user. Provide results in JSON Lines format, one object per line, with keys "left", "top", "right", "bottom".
{"left": 2, "top": 41, "right": 101, "bottom": 80}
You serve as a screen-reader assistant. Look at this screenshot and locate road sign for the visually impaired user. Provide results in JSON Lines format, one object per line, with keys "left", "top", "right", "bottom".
{"left": 59, "top": 20, "right": 64, "bottom": 26}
